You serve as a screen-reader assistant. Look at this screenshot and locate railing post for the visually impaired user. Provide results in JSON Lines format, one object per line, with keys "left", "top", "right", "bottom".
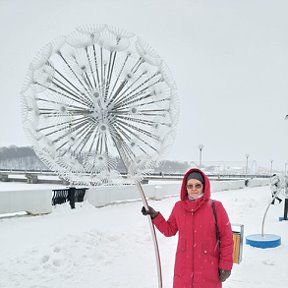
{"left": 68, "top": 187, "right": 76, "bottom": 209}
{"left": 25, "top": 174, "right": 38, "bottom": 184}
{"left": 284, "top": 199, "right": 288, "bottom": 220}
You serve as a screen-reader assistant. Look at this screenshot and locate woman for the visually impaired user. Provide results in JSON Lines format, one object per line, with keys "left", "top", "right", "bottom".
{"left": 142, "top": 168, "right": 233, "bottom": 288}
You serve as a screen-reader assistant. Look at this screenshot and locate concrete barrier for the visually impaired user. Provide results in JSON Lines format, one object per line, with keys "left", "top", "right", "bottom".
{"left": 210, "top": 180, "right": 246, "bottom": 192}
{"left": 0, "top": 189, "right": 52, "bottom": 215}
{"left": 0, "top": 178, "right": 270, "bottom": 214}
{"left": 85, "top": 183, "right": 181, "bottom": 207}
{"left": 85, "top": 179, "right": 269, "bottom": 207}
{"left": 246, "top": 178, "right": 270, "bottom": 187}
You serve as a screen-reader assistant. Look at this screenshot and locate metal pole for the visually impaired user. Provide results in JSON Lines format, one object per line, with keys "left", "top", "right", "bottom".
{"left": 113, "top": 140, "right": 163, "bottom": 288}
{"left": 135, "top": 182, "right": 163, "bottom": 288}
{"left": 284, "top": 199, "right": 288, "bottom": 220}
{"left": 284, "top": 177, "right": 288, "bottom": 220}
{"left": 199, "top": 144, "right": 204, "bottom": 168}
{"left": 261, "top": 187, "right": 282, "bottom": 236}
{"left": 261, "top": 201, "right": 272, "bottom": 237}
{"left": 245, "top": 154, "right": 249, "bottom": 176}
{"left": 270, "top": 160, "right": 273, "bottom": 175}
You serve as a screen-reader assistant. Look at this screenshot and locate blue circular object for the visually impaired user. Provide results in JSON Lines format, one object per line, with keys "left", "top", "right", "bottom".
{"left": 246, "top": 234, "right": 281, "bottom": 249}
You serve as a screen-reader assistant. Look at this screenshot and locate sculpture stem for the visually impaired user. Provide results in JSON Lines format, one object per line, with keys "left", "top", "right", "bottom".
{"left": 135, "top": 182, "right": 163, "bottom": 288}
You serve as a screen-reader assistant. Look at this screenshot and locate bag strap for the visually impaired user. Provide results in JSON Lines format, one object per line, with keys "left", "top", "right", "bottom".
{"left": 211, "top": 200, "right": 220, "bottom": 255}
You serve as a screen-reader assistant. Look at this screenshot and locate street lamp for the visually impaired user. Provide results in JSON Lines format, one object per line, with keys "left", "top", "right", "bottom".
{"left": 285, "top": 162, "right": 288, "bottom": 176}
{"left": 198, "top": 144, "right": 204, "bottom": 168}
{"left": 251, "top": 160, "right": 257, "bottom": 175}
{"left": 270, "top": 160, "right": 273, "bottom": 175}
{"left": 245, "top": 154, "right": 249, "bottom": 176}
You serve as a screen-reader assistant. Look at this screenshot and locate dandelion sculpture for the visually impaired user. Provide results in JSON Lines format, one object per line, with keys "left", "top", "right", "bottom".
{"left": 246, "top": 175, "right": 282, "bottom": 249}
{"left": 21, "top": 25, "right": 179, "bottom": 287}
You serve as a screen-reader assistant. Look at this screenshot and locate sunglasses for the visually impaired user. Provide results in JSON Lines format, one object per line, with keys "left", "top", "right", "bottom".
{"left": 186, "top": 183, "right": 203, "bottom": 190}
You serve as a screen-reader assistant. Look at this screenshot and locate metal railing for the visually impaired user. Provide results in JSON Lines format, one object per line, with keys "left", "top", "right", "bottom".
{"left": 52, "top": 187, "right": 88, "bottom": 209}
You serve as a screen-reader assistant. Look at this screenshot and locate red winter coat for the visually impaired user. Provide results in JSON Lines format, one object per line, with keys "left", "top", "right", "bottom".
{"left": 153, "top": 168, "right": 233, "bottom": 288}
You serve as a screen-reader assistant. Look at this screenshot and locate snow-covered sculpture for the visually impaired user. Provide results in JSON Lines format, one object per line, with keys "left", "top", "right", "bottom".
{"left": 21, "top": 25, "right": 179, "bottom": 288}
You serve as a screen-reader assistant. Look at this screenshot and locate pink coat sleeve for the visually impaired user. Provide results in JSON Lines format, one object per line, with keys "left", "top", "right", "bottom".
{"left": 152, "top": 205, "right": 178, "bottom": 237}
{"left": 216, "top": 201, "right": 234, "bottom": 270}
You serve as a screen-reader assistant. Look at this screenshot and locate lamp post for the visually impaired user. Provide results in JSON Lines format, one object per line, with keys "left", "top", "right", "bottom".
{"left": 285, "top": 162, "right": 288, "bottom": 176}
{"left": 251, "top": 160, "right": 257, "bottom": 174}
{"left": 198, "top": 144, "right": 204, "bottom": 168}
{"left": 270, "top": 160, "right": 273, "bottom": 175}
{"left": 245, "top": 154, "right": 249, "bottom": 176}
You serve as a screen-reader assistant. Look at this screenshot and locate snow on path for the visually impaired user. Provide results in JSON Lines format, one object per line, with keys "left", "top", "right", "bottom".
{"left": 0, "top": 185, "right": 287, "bottom": 288}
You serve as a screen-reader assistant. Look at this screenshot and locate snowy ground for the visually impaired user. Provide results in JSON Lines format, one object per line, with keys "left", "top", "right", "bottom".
{"left": 0, "top": 183, "right": 287, "bottom": 288}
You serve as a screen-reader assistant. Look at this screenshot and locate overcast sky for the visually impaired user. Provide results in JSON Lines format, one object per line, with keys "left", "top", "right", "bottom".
{"left": 1, "top": 0, "right": 288, "bottom": 170}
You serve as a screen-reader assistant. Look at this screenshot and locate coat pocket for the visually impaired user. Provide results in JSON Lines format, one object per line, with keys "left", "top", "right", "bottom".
{"left": 204, "top": 222, "right": 219, "bottom": 258}
{"left": 202, "top": 240, "right": 220, "bottom": 283}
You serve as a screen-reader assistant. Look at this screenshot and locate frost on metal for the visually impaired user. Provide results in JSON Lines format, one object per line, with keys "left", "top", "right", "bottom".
{"left": 21, "top": 25, "right": 179, "bottom": 186}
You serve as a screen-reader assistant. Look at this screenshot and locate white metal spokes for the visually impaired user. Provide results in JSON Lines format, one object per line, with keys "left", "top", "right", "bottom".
{"left": 21, "top": 25, "right": 179, "bottom": 185}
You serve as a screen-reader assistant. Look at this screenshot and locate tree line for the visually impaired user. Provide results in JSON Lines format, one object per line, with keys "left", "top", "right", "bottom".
{"left": 0, "top": 146, "right": 190, "bottom": 174}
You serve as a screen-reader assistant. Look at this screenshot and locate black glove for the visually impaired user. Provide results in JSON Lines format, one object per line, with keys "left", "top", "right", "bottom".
{"left": 141, "top": 206, "right": 159, "bottom": 219}
{"left": 219, "top": 269, "right": 231, "bottom": 282}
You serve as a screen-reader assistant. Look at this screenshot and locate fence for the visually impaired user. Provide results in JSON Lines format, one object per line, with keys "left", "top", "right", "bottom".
{"left": 52, "top": 187, "right": 88, "bottom": 209}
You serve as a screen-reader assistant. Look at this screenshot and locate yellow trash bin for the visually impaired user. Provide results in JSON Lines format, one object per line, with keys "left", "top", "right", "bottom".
{"left": 232, "top": 224, "right": 244, "bottom": 264}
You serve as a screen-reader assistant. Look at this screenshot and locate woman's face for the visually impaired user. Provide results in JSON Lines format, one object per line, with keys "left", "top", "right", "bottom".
{"left": 186, "top": 179, "right": 204, "bottom": 197}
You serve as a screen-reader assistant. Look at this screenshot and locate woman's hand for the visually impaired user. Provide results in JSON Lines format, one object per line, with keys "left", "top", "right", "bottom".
{"left": 219, "top": 269, "right": 231, "bottom": 282}
{"left": 141, "top": 206, "right": 159, "bottom": 219}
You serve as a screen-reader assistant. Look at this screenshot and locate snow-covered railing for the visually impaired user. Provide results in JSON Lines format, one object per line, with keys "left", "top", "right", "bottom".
{"left": 52, "top": 187, "right": 88, "bottom": 208}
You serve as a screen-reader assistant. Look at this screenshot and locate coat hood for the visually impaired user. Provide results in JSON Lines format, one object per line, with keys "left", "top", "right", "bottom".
{"left": 180, "top": 168, "right": 211, "bottom": 201}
